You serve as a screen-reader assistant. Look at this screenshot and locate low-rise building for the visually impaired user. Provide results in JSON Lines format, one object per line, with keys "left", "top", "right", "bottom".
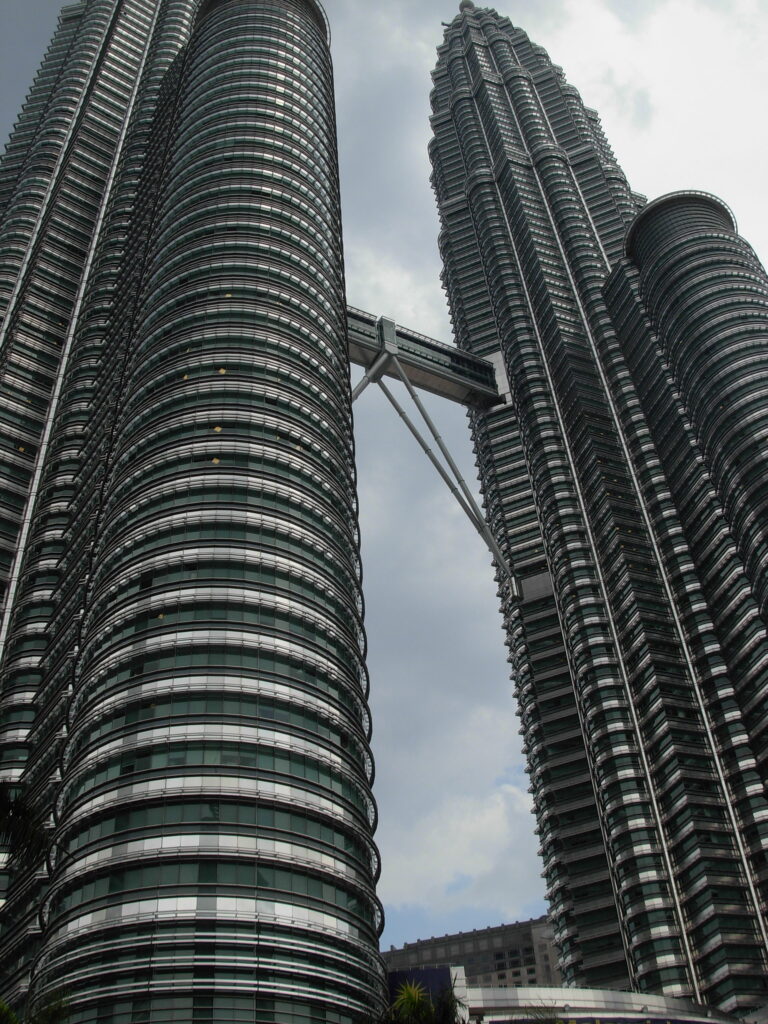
{"left": 384, "top": 917, "right": 562, "bottom": 988}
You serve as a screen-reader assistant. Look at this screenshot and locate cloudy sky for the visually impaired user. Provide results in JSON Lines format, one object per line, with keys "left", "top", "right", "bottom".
{"left": 1, "top": 0, "right": 767, "bottom": 952}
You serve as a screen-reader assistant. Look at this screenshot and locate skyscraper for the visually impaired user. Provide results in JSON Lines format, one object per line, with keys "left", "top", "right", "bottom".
{"left": 431, "top": 1, "right": 768, "bottom": 1013}
{"left": 5, "top": 0, "right": 768, "bottom": 1019}
{"left": 0, "top": 1, "right": 384, "bottom": 1021}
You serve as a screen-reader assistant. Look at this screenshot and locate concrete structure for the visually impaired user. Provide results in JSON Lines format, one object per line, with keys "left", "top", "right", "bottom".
{"left": 384, "top": 969, "right": 739, "bottom": 1024}
{"left": 430, "top": 2, "right": 768, "bottom": 1013}
{"left": 5, "top": 0, "right": 768, "bottom": 1018}
{"left": 0, "top": 3, "right": 504, "bottom": 1021}
{"left": 384, "top": 918, "right": 561, "bottom": 989}
{"left": 0, "top": 1, "right": 385, "bottom": 1021}
{"left": 464, "top": 985, "right": 737, "bottom": 1024}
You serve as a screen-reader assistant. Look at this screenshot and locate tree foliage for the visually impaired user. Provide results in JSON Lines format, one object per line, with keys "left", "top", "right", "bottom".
{"left": 0, "top": 1001, "right": 19, "bottom": 1024}
{"left": 388, "top": 978, "right": 465, "bottom": 1024}
{"left": 0, "top": 788, "right": 62, "bottom": 1023}
{"left": 25, "top": 994, "right": 70, "bottom": 1024}
{"left": 392, "top": 982, "right": 435, "bottom": 1024}
{"left": 0, "top": 783, "right": 47, "bottom": 866}
{"left": 0, "top": 994, "right": 69, "bottom": 1024}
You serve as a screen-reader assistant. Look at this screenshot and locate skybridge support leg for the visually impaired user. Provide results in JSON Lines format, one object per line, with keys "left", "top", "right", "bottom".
{"left": 351, "top": 349, "right": 391, "bottom": 402}
{"left": 389, "top": 355, "right": 515, "bottom": 588}
{"left": 351, "top": 317, "right": 399, "bottom": 403}
{"left": 376, "top": 376, "right": 517, "bottom": 595}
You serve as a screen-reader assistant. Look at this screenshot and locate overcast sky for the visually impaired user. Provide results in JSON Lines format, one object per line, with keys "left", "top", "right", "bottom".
{"left": 0, "top": 0, "right": 767, "bottom": 953}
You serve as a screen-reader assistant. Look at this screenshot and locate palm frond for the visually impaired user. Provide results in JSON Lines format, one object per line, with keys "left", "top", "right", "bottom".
{"left": 433, "top": 982, "right": 465, "bottom": 1024}
{"left": 392, "top": 981, "right": 435, "bottom": 1024}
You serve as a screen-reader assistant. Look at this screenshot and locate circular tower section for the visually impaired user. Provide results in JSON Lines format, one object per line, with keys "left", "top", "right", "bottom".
{"left": 40, "top": 1, "right": 385, "bottom": 1021}
{"left": 626, "top": 191, "right": 768, "bottom": 627}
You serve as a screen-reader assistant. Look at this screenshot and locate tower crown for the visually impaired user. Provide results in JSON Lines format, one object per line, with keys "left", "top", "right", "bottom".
{"left": 625, "top": 189, "right": 736, "bottom": 266}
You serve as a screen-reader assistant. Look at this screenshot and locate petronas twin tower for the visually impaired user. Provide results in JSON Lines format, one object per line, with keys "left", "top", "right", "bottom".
{"left": 0, "top": 2, "right": 380, "bottom": 1021}
{"left": 433, "top": 4, "right": 768, "bottom": 1008}
{"left": 0, "top": 0, "right": 767, "bottom": 1020}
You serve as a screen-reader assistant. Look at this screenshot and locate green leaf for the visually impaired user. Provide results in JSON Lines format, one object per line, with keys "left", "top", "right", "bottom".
{"left": 0, "top": 999, "right": 20, "bottom": 1024}
{"left": 20, "top": 991, "right": 69, "bottom": 1024}
{"left": 0, "top": 783, "right": 47, "bottom": 866}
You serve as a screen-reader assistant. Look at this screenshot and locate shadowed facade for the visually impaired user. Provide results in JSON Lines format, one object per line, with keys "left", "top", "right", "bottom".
{"left": 430, "top": 2, "right": 768, "bottom": 1012}
{"left": 0, "top": 1, "right": 384, "bottom": 1021}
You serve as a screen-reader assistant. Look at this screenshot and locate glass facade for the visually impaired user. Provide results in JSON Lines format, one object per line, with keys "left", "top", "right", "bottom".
{"left": 0, "top": 1, "right": 384, "bottom": 1021}
{"left": 430, "top": 3, "right": 768, "bottom": 1014}
{"left": 5, "top": 0, "right": 768, "bottom": 1019}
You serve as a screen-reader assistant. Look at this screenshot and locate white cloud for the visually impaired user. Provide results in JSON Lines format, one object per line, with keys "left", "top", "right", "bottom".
{"left": 542, "top": 0, "right": 768, "bottom": 260}
{"left": 345, "top": 244, "right": 450, "bottom": 339}
{"left": 378, "top": 779, "right": 540, "bottom": 919}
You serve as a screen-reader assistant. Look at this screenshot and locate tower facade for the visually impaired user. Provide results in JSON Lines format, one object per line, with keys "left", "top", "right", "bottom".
{"left": 0, "top": 1, "right": 384, "bottom": 1022}
{"left": 431, "top": 2, "right": 768, "bottom": 1013}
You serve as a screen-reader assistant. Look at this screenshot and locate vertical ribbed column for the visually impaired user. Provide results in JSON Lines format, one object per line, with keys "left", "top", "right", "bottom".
{"left": 0, "top": 3, "right": 84, "bottom": 223}
{"left": 33, "top": 2, "right": 384, "bottom": 1022}
{"left": 626, "top": 193, "right": 768, "bottom": 628}
{"left": 431, "top": 6, "right": 636, "bottom": 991}
{"left": 0, "top": 0, "right": 183, "bottom": 1006}
{"left": 431, "top": 4, "right": 768, "bottom": 1011}
{"left": 0, "top": 0, "right": 126, "bottom": 618}
{"left": 603, "top": 257, "right": 768, "bottom": 1012}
